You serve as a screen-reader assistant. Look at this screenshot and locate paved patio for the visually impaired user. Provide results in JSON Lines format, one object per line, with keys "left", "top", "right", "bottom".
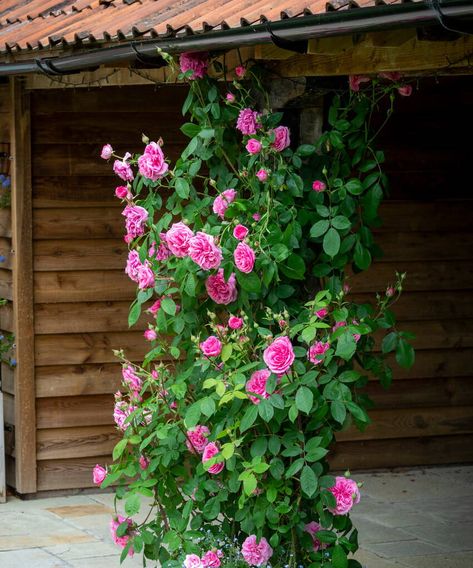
{"left": 0, "top": 466, "right": 471, "bottom": 567}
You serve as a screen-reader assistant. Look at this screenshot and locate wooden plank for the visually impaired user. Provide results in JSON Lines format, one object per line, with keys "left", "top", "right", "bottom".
{"left": 37, "top": 425, "right": 120, "bottom": 460}
{"left": 34, "top": 331, "right": 148, "bottom": 366}
{"left": 10, "top": 78, "right": 36, "bottom": 493}
{"left": 0, "top": 300, "right": 13, "bottom": 331}
{"left": 35, "top": 363, "right": 122, "bottom": 398}
{"left": 34, "top": 270, "right": 136, "bottom": 303}
{"left": 0, "top": 208, "right": 11, "bottom": 238}
{"left": 392, "top": 348, "right": 473, "bottom": 381}
{"left": 0, "top": 237, "right": 12, "bottom": 269}
{"left": 336, "top": 406, "right": 473, "bottom": 442}
{"left": 1, "top": 363, "right": 14, "bottom": 395}
{"left": 33, "top": 176, "right": 117, "bottom": 208}
{"left": 37, "top": 395, "right": 114, "bottom": 428}
{"left": 330, "top": 434, "right": 473, "bottom": 471}
{"left": 34, "top": 239, "right": 127, "bottom": 271}
{"left": 349, "top": 261, "right": 473, "bottom": 293}
{"left": 33, "top": 207, "right": 124, "bottom": 240}
{"left": 0, "top": 85, "right": 11, "bottom": 112}
{"left": 0, "top": 392, "right": 5, "bottom": 502}
{"left": 3, "top": 391, "right": 14, "bottom": 426}
{"left": 34, "top": 301, "right": 148, "bottom": 334}
{"left": 375, "top": 232, "right": 473, "bottom": 261}
{"left": 37, "top": 454, "right": 112, "bottom": 491}
{"left": 0, "top": 268, "right": 12, "bottom": 300}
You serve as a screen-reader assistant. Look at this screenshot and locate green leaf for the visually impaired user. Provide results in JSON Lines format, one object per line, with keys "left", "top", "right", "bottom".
{"left": 271, "top": 243, "right": 290, "bottom": 262}
{"left": 310, "top": 220, "right": 330, "bottom": 238}
{"left": 306, "top": 447, "right": 329, "bottom": 462}
{"left": 180, "top": 122, "right": 200, "bottom": 137}
{"left": 295, "top": 386, "right": 313, "bottom": 414}
{"left": 323, "top": 228, "right": 341, "bottom": 257}
{"left": 125, "top": 494, "right": 141, "bottom": 516}
{"left": 346, "top": 401, "right": 370, "bottom": 423}
{"left": 332, "top": 545, "right": 348, "bottom": 568}
{"left": 184, "top": 274, "right": 196, "bottom": 297}
{"left": 202, "top": 497, "right": 220, "bottom": 520}
{"left": 382, "top": 332, "right": 398, "bottom": 354}
{"left": 221, "top": 344, "right": 233, "bottom": 362}
{"left": 243, "top": 473, "right": 257, "bottom": 495}
{"left": 128, "top": 301, "right": 142, "bottom": 327}
{"left": 200, "top": 397, "right": 215, "bottom": 417}
{"left": 236, "top": 271, "right": 261, "bottom": 293}
{"left": 332, "top": 215, "right": 351, "bottom": 231}
{"left": 345, "top": 179, "right": 364, "bottom": 195}
{"left": 353, "top": 242, "right": 371, "bottom": 270}
{"left": 258, "top": 399, "right": 274, "bottom": 422}
{"left": 175, "top": 177, "right": 190, "bottom": 199}
{"left": 112, "top": 439, "right": 128, "bottom": 461}
{"left": 280, "top": 254, "right": 306, "bottom": 280}
{"left": 285, "top": 458, "right": 304, "bottom": 478}
{"left": 331, "top": 401, "right": 346, "bottom": 424}
{"left": 199, "top": 128, "right": 215, "bottom": 140}
{"left": 301, "top": 465, "right": 318, "bottom": 497}
{"left": 185, "top": 402, "right": 201, "bottom": 429}
{"left": 335, "top": 331, "right": 357, "bottom": 361}
{"left": 161, "top": 297, "right": 177, "bottom": 316}
{"left": 297, "top": 144, "right": 316, "bottom": 156}
{"left": 396, "top": 339, "right": 415, "bottom": 368}
{"left": 240, "top": 405, "right": 258, "bottom": 433}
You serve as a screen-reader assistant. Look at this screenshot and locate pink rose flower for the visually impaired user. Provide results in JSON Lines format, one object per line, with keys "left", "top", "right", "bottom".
{"left": 386, "top": 286, "right": 395, "bottom": 297}
{"left": 100, "top": 144, "right": 113, "bottom": 160}
{"left": 122, "top": 204, "right": 148, "bottom": 239}
{"left": 332, "top": 321, "right": 346, "bottom": 332}
{"left": 228, "top": 316, "right": 243, "bottom": 329}
{"left": 226, "top": 92, "right": 235, "bottom": 103}
{"left": 245, "top": 369, "right": 271, "bottom": 404}
{"left": 113, "top": 153, "right": 134, "bottom": 182}
{"left": 184, "top": 554, "right": 203, "bottom": 568}
{"left": 246, "top": 138, "right": 262, "bottom": 155}
{"left": 188, "top": 232, "right": 223, "bottom": 270}
{"left": 165, "top": 222, "right": 193, "bottom": 257}
{"left": 234, "top": 242, "right": 256, "bottom": 273}
{"left": 92, "top": 464, "right": 106, "bottom": 485}
{"left": 349, "top": 75, "right": 371, "bottom": 91}
{"left": 235, "top": 65, "right": 246, "bottom": 78}
{"left": 328, "top": 476, "right": 361, "bottom": 515}
{"left": 139, "top": 455, "right": 150, "bottom": 470}
{"left": 263, "top": 336, "right": 295, "bottom": 375}
{"left": 236, "top": 108, "right": 260, "bottom": 135}
{"left": 352, "top": 319, "right": 361, "bottom": 343}
{"left": 304, "top": 521, "right": 324, "bottom": 552}
{"left": 144, "top": 329, "right": 157, "bottom": 341}
{"left": 115, "top": 186, "right": 128, "bottom": 199}
{"left": 212, "top": 188, "right": 237, "bottom": 219}
{"left": 179, "top": 52, "right": 208, "bottom": 79}
{"left": 233, "top": 224, "right": 249, "bottom": 240}
{"left": 241, "top": 535, "right": 273, "bottom": 567}
{"left": 271, "top": 125, "right": 291, "bottom": 152}
{"left": 202, "top": 550, "right": 223, "bottom": 567}
{"left": 137, "top": 261, "right": 155, "bottom": 290}
{"left": 186, "top": 425, "right": 210, "bottom": 454}
{"left": 398, "top": 85, "right": 412, "bottom": 97}
{"left": 125, "top": 250, "right": 141, "bottom": 283}
{"left": 200, "top": 335, "right": 222, "bottom": 357}
{"left": 206, "top": 269, "right": 238, "bottom": 305}
{"left": 252, "top": 213, "right": 261, "bottom": 221}
{"left": 312, "top": 180, "right": 326, "bottom": 192}
{"left": 138, "top": 141, "right": 168, "bottom": 181}
{"left": 122, "top": 365, "right": 142, "bottom": 391}
{"left": 110, "top": 515, "right": 134, "bottom": 556}
{"left": 147, "top": 299, "right": 161, "bottom": 315}
{"left": 202, "top": 442, "right": 224, "bottom": 474}
{"left": 256, "top": 169, "right": 268, "bottom": 182}
{"left": 113, "top": 400, "right": 135, "bottom": 431}
{"left": 308, "top": 341, "right": 330, "bottom": 365}
{"left": 378, "top": 71, "right": 402, "bottom": 81}
{"left": 156, "top": 241, "right": 171, "bottom": 261}
{"left": 315, "top": 308, "right": 328, "bottom": 319}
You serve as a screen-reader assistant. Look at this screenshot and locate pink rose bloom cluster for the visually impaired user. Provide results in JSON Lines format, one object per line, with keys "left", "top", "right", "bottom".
{"left": 236, "top": 108, "right": 261, "bottom": 135}
{"left": 186, "top": 424, "right": 210, "bottom": 453}
{"left": 235, "top": 65, "right": 246, "bottom": 78}
{"left": 113, "top": 398, "right": 136, "bottom": 431}
{"left": 206, "top": 269, "right": 238, "bottom": 305}
{"left": 349, "top": 75, "right": 371, "bottom": 91}
{"left": 212, "top": 188, "right": 237, "bottom": 219}
{"left": 144, "top": 328, "right": 157, "bottom": 341}
{"left": 125, "top": 250, "right": 155, "bottom": 290}
{"left": 139, "top": 455, "right": 150, "bottom": 470}
{"left": 233, "top": 224, "right": 249, "bottom": 240}
{"left": 234, "top": 242, "right": 256, "bottom": 273}
{"left": 92, "top": 464, "right": 106, "bottom": 485}
{"left": 165, "top": 222, "right": 193, "bottom": 257}
{"left": 328, "top": 476, "right": 361, "bottom": 515}
{"left": 312, "top": 180, "right": 326, "bottom": 192}
{"left": 113, "top": 152, "right": 134, "bottom": 182}
{"left": 115, "top": 185, "right": 128, "bottom": 199}
{"left": 245, "top": 369, "right": 271, "bottom": 405}
{"left": 308, "top": 341, "right": 330, "bottom": 365}
{"left": 122, "top": 365, "right": 142, "bottom": 392}
{"left": 147, "top": 299, "right": 161, "bottom": 315}
{"left": 256, "top": 169, "right": 268, "bottom": 182}
{"left": 246, "top": 138, "right": 262, "bottom": 154}
{"left": 263, "top": 336, "right": 295, "bottom": 375}
{"left": 110, "top": 515, "right": 134, "bottom": 556}
{"left": 241, "top": 535, "right": 273, "bottom": 566}
{"left": 122, "top": 204, "right": 148, "bottom": 241}
{"left": 271, "top": 125, "right": 290, "bottom": 152}
{"left": 188, "top": 232, "right": 223, "bottom": 270}
{"left": 100, "top": 144, "right": 113, "bottom": 160}
{"left": 315, "top": 307, "right": 328, "bottom": 318}
{"left": 228, "top": 315, "right": 243, "bottom": 329}
{"left": 333, "top": 320, "right": 361, "bottom": 342}
{"left": 202, "top": 441, "right": 224, "bottom": 474}
{"left": 138, "top": 141, "right": 168, "bottom": 181}
{"left": 304, "top": 521, "right": 324, "bottom": 552}
{"left": 184, "top": 550, "right": 223, "bottom": 568}
{"left": 200, "top": 335, "right": 222, "bottom": 357}
{"left": 179, "top": 52, "right": 208, "bottom": 79}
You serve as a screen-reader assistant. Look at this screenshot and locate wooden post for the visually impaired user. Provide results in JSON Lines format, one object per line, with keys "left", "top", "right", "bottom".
{"left": 10, "top": 77, "right": 36, "bottom": 494}
{"left": 0, "top": 391, "right": 5, "bottom": 502}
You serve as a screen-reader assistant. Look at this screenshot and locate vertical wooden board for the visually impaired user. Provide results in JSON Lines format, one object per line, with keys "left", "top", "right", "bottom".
{"left": 0, "top": 392, "right": 6, "bottom": 502}
{"left": 10, "top": 78, "right": 36, "bottom": 493}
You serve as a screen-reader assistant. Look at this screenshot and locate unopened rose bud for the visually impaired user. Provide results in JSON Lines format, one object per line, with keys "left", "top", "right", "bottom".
{"left": 386, "top": 286, "right": 395, "bottom": 297}
{"left": 158, "top": 137, "right": 164, "bottom": 146}
{"left": 142, "top": 133, "right": 150, "bottom": 144}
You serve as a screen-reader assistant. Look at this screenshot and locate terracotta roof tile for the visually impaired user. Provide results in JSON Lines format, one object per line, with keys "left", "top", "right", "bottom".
{"left": 0, "top": 0, "right": 420, "bottom": 53}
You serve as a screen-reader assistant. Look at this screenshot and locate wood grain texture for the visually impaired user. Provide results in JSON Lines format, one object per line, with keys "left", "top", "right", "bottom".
{"left": 33, "top": 176, "right": 117, "bottom": 208}
{"left": 0, "top": 268, "right": 12, "bottom": 300}
{"left": 37, "top": 454, "right": 112, "bottom": 491}
{"left": 10, "top": 78, "right": 36, "bottom": 493}
{"left": 0, "top": 208, "right": 11, "bottom": 238}
{"left": 0, "top": 237, "right": 12, "bottom": 269}
{"left": 33, "top": 207, "right": 124, "bottom": 239}
{"left": 35, "top": 363, "right": 122, "bottom": 397}
{"left": 37, "top": 425, "right": 120, "bottom": 460}
{"left": 37, "top": 395, "right": 114, "bottom": 429}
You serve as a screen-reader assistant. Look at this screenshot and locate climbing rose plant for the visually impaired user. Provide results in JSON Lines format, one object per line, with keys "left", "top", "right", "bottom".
{"left": 98, "top": 54, "right": 415, "bottom": 567}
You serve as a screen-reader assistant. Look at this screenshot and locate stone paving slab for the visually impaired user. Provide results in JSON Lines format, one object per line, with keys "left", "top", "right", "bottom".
{"left": 0, "top": 465, "right": 471, "bottom": 567}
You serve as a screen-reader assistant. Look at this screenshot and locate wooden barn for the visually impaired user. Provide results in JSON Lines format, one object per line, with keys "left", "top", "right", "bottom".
{"left": 0, "top": 0, "right": 473, "bottom": 496}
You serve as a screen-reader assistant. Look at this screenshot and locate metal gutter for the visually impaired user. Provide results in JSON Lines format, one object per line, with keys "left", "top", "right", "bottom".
{"left": 0, "top": 1, "right": 472, "bottom": 76}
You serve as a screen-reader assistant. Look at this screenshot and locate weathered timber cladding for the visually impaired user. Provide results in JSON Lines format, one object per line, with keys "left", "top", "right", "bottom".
{"left": 16, "top": 77, "right": 473, "bottom": 491}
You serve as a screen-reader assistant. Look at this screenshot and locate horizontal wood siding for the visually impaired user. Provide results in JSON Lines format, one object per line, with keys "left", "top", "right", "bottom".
{"left": 30, "top": 85, "right": 187, "bottom": 491}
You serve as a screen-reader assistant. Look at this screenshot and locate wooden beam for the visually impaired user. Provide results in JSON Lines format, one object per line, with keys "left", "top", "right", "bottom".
{"left": 10, "top": 77, "right": 36, "bottom": 494}
{"left": 257, "top": 33, "right": 473, "bottom": 76}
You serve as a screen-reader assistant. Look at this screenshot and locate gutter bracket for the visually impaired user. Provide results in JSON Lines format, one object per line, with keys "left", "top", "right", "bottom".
{"left": 130, "top": 43, "right": 167, "bottom": 68}
{"left": 35, "top": 57, "right": 97, "bottom": 76}
{"left": 265, "top": 21, "right": 308, "bottom": 54}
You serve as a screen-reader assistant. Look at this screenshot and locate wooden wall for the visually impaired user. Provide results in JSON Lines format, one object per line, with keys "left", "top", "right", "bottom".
{"left": 2, "top": 77, "right": 472, "bottom": 493}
